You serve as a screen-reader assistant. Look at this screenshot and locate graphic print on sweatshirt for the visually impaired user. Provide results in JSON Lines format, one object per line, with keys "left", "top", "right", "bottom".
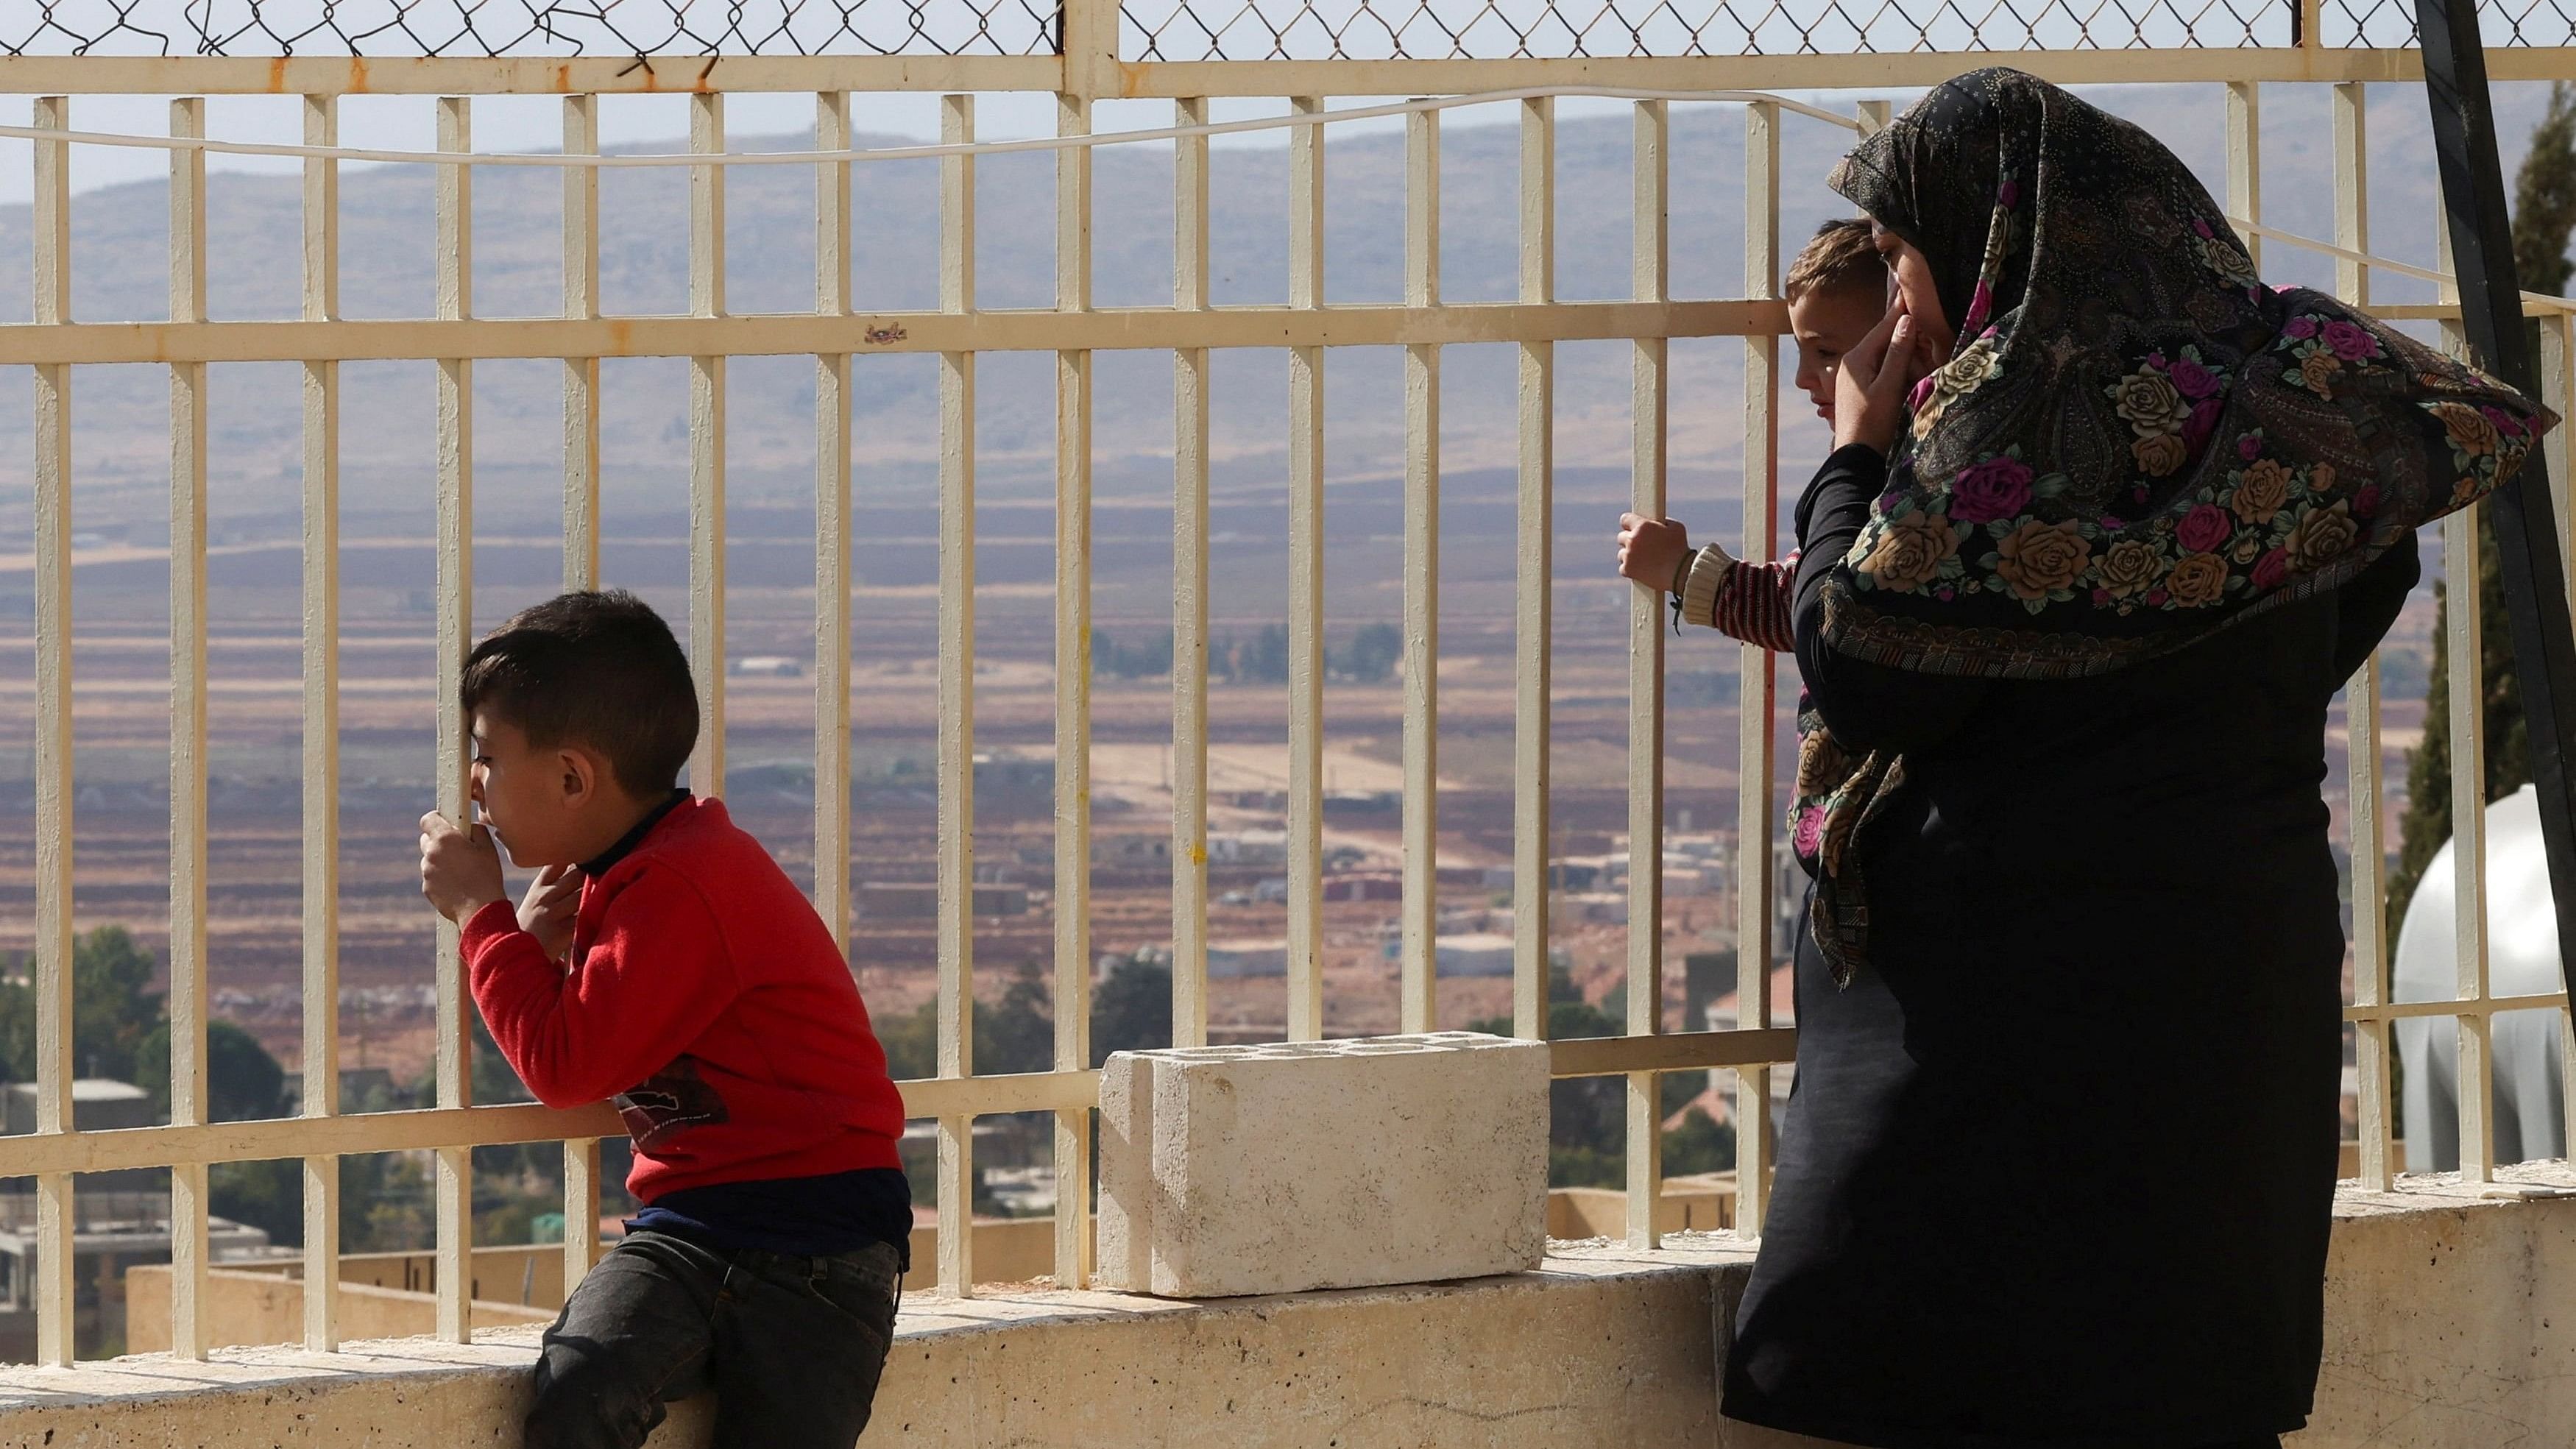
{"left": 615, "top": 1056, "right": 732, "bottom": 1151}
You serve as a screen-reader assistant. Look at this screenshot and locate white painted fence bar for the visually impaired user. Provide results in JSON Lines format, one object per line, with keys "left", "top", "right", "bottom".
{"left": 18, "top": 49, "right": 2576, "bottom": 100}
{"left": 15, "top": 57, "right": 2576, "bottom": 1362}
{"left": 1401, "top": 104, "right": 1441, "bottom": 1036}
{"left": 690, "top": 93, "right": 729, "bottom": 796}
{"left": 431, "top": 93, "right": 476, "bottom": 1345}
{"left": 1512, "top": 95, "right": 1554, "bottom": 1043}
{"left": 935, "top": 92, "right": 978, "bottom": 1297}
{"left": 563, "top": 95, "right": 601, "bottom": 591}
{"left": 0, "top": 300, "right": 1796, "bottom": 365}
{"left": 299, "top": 88, "right": 345, "bottom": 1351}
{"left": 2226, "top": 82, "right": 2261, "bottom": 271}
{"left": 2334, "top": 79, "right": 2394, "bottom": 1194}
{"left": 29, "top": 91, "right": 75, "bottom": 1372}
{"left": 1625, "top": 96, "right": 1669, "bottom": 1252}
{"left": 2432, "top": 225, "right": 2497, "bottom": 1188}
{"left": 2344, "top": 993, "right": 2566, "bottom": 1021}
{"left": 2446, "top": 504, "right": 2494, "bottom": 1186}
{"left": 816, "top": 90, "right": 854, "bottom": 964}
{"left": 2349, "top": 651, "right": 2390, "bottom": 1190}
{"left": 1052, "top": 90, "right": 1096, "bottom": 1291}
{"left": 2333, "top": 82, "right": 2369, "bottom": 310}
{"left": 1172, "top": 96, "right": 1213, "bottom": 1051}
{"left": 0, "top": 88, "right": 1858, "bottom": 177}
{"left": 561, "top": 90, "right": 605, "bottom": 1294}
{"left": 166, "top": 93, "right": 213, "bottom": 1363}
{"left": 1286, "top": 94, "right": 1327, "bottom": 1044}
{"left": 1734, "top": 99, "right": 1781, "bottom": 1243}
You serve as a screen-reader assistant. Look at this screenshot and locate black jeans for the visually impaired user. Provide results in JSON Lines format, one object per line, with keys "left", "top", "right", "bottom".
{"left": 526, "top": 1228, "right": 902, "bottom": 1449}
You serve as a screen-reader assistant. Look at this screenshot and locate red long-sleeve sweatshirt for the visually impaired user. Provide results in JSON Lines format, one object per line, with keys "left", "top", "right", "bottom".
{"left": 461, "top": 796, "right": 905, "bottom": 1203}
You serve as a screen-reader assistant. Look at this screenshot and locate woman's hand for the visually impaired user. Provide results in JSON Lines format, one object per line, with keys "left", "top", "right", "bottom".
{"left": 1617, "top": 514, "right": 1692, "bottom": 594}
{"left": 1832, "top": 306, "right": 1931, "bottom": 456}
{"left": 517, "top": 862, "right": 584, "bottom": 963}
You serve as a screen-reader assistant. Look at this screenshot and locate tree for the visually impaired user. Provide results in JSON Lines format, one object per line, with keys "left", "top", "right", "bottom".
{"left": 982, "top": 966, "right": 1055, "bottom": 1077}
{"left": 137, "top": 1018, "right": 287, "bottom": 1123}
{"left": 1093, "top": 628, "right": 1175, "bottom": 681}
{"left": 1333, "top": 622, "right": 1403, "bottom": 683}
{"left": 2385, "top": 82, "right": 2576, "bottom": 938}
{"left": 1091, "top": 953, "right": 1174, "bottom": 1065}
{"left": 875, "top": 965, "right": 1056, "bottom": 1081}
{"left": 1221, "top": 624, "right": 1291, "bottom": 684}
{"left": 1473, "top": 967, "right": 1632, "bottom": 1188}
{"left": 0, "top": 926, "right": 166, "bottom": 1085}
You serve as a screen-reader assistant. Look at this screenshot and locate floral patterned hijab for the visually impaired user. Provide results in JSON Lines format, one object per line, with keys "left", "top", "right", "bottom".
{"left": 1791, "top": 67, "right": 2554, "bottom": 982}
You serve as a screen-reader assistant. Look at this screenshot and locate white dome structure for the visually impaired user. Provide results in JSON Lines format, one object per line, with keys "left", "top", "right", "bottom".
{"left": 2391, "top": 783, "right": 2570, "bottom": 1171}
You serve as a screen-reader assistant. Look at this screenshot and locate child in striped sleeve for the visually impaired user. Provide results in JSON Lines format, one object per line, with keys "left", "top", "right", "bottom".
{"left": 1615, "top": 218, "right": 1888, "bottom": 649}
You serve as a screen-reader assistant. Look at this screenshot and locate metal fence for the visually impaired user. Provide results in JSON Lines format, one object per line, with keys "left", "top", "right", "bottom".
{"left": 1, "top": 4, "right": 2575, "bottom": 1371}
{"left": 10, "top": 0, "right": 2576, "bottom": 59}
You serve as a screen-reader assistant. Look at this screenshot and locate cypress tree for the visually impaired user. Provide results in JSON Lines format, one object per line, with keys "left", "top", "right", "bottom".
{"left": 2383, "top": 82, "right": 2576, "bottom": 940}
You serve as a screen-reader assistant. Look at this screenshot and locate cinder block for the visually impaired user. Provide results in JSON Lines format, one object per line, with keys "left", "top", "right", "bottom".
{"left": 1097, "top": 1031, "right": 1549, "bottom": 1298}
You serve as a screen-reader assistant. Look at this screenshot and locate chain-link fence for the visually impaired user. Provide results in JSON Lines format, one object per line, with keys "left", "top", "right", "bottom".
{"left": 1119, "top": 0, "right": 2576, "bottom": 59}
{"left": 4, "top": 1, "right": 2575, "bottom": 76}
{"left": 1, "top": 0, "right": 1058, "bottom": 58}
{"left": 2321, "top": 0, "right": 2576, "bottom": 46}
{"left": 1122, "top": 0, "right": 2295, "bottom": 59}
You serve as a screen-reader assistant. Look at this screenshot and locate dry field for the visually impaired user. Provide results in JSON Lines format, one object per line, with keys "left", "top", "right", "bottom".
{"left": 0, "top": 513, "right": 1780, "bottom": 1085}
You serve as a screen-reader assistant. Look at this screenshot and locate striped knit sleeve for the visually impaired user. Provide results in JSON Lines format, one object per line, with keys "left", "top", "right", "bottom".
{"left": 1677, "top": 544, "right": 1797, "bottom": 653}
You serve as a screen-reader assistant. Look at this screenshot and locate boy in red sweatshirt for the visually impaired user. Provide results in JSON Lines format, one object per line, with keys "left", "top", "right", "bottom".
{"left": 418, "top": 589, "right": 909, "bottom": 1449}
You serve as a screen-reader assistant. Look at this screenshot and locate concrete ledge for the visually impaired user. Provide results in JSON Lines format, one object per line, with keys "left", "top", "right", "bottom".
{"left": 7, "top": 1165, "right": 2575, "bottom": 1448}
{"left": 0, "top": 1242, "right": 1736, "bottom": 1449}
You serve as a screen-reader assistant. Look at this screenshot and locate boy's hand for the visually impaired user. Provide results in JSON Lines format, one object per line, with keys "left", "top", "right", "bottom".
{"left": 419, "top": 811, "right": 506, "bottom": 925}
{"left": 518, "top": 863, "right": 584, "bottom": 963}
{"left": 1833, "top": 308, "right": 1929, "bottom": 456}
{"left": 1617, "top": 514, "right": 1692, "bottom": 594}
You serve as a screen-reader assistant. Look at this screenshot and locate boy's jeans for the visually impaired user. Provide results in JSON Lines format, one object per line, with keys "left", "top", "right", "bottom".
{"left": 526, "top": 1227, "right": 902, "bottom": 1449}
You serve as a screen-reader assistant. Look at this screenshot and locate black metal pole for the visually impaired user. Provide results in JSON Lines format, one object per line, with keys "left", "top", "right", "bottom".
{"left": 2415, "top": 1, "right": 2576, "bottom": 1003}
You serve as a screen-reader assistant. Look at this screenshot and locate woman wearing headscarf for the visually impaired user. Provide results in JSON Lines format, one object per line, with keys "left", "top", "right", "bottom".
{"left": 1722, "top": 69, "right": 2552, "bottom": 1449}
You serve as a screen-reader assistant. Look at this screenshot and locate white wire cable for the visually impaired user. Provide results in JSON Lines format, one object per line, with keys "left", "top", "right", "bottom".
{"left": 2228, "top": 214, "right": 2576, "bottom": 314}
{"left": 0, "top": 84, "right": 1861, "bottom": 169}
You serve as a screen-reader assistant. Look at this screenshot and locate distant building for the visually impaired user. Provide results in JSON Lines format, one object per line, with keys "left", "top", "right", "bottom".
{"left": 730, "top": 655, "right": 803, "bottom": 677}
{"left": 1433, "top": 933, "right": 1515, "bottom": 977}
{"left": 1207, "top": 939, "right": 1289, "bottom": 978}
{"left": 1209, "top": 829, "right": 1289, "bottom": 868}
{"left": 2, "top": 1079, "right": 154, "bottom": 1138}
{"left": 1565, "top": 891, "right": 1628, "bottom": 926}
{"left": 973, "top": 752, "right": 1055, "bottom": 796}
{"left": 1322, "top": 790, "right": 1401, "bottom": 819}
{"left": 1323, "top": 872, "right": 1401, "bottom": 903}
{"left": 0, "top": 1080, "right": 275, "bottom": 1359}
{"left": 855, "top": 881, "right": 1029, "bottom": 919}
{"left": 1092, "top": 835, "right": 1172, "bottom": 868}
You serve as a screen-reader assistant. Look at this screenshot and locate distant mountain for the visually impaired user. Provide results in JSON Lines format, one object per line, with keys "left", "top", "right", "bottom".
{"left": 0, "top": 79, "right": 2544, "bottom": 543}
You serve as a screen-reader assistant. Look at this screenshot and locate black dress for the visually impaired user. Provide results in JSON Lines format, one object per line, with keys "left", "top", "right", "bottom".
{"left": 1720, "top": 446, "right": 2420, "bottom": 1449}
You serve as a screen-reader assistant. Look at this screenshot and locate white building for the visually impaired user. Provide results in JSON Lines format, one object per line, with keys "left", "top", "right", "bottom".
{"left": 1207, "top": 938, "right": 1289, "bottom": 978}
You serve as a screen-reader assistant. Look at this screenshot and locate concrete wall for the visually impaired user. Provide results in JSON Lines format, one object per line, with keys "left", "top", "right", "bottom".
{"left": 118, "top": 1222, "right": 1058, "bottom": 1357}
{"left": 1550, "top": 1177, "right": 1738, "bottom": 1238}
{"left": 124, "top": 1266, "right": 554, "bottom": 1353}
{"left": 2299, "top": 1175, "right": 2576, "bottom": 1447}
{"left": 14, "top": 1166, "right": 2576, "bottom": 1448}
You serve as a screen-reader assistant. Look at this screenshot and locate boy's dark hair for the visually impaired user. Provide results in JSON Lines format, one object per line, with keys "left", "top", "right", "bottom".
{"left": 460, "top": 589, "right": 698, "bottom": 796}
{"left": 1783, "top": 217, "right": 1885, "bottom": 305}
